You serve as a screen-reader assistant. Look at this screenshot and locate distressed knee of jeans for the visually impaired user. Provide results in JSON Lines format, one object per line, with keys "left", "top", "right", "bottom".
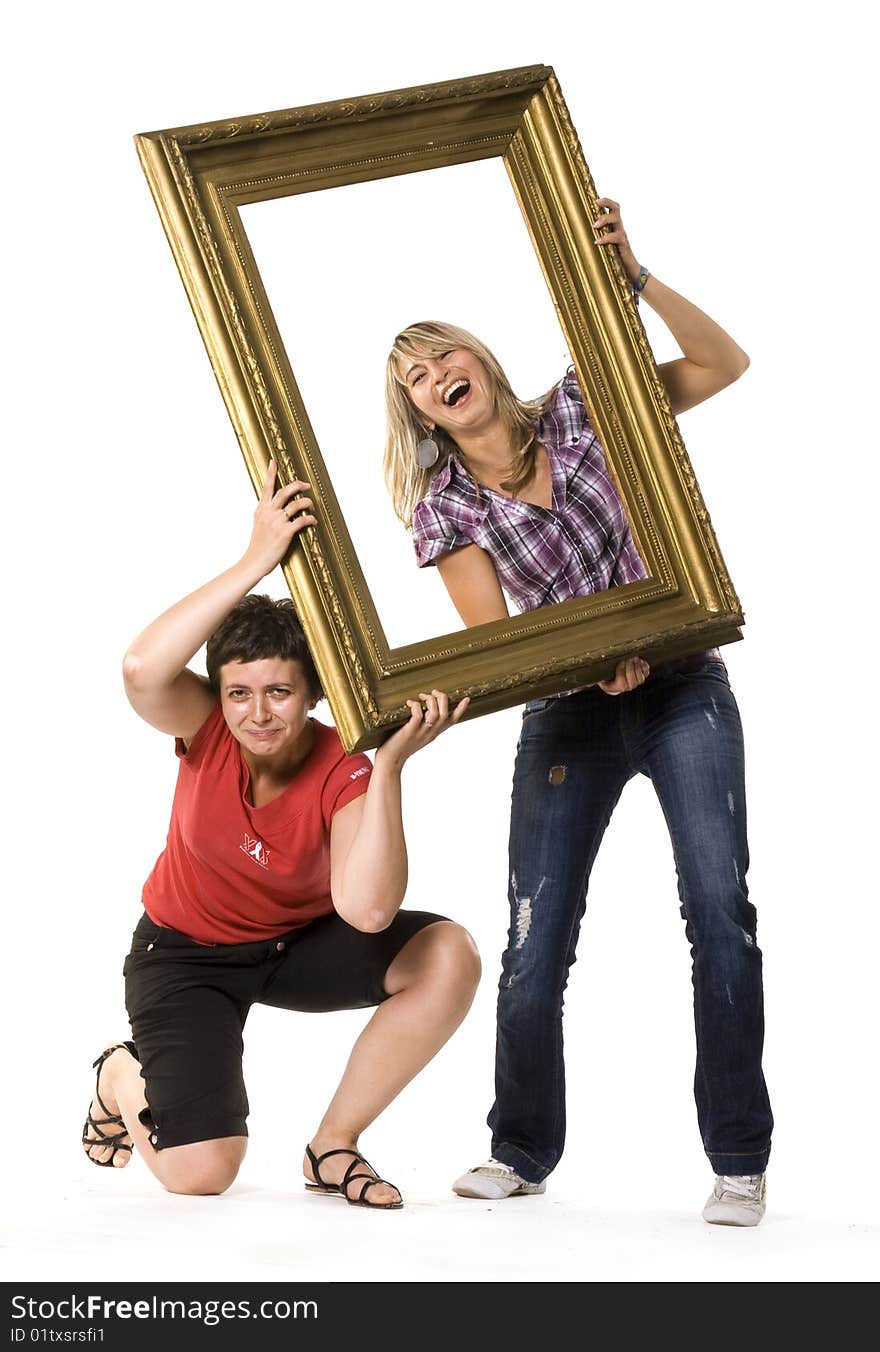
{"left": 509, "top": 870, "right": 547, "bottom": 953}
{"left": 680, "top": 883, "right": 757, "bottom": 945}
{"left": 548, "top": 764, "right": 566, "bottom": 786}
{"left": 514, "top": 896, "right": 533, "bottom": 952}
{"left": 701, "top": 906, "right": 759, "bottom": 951}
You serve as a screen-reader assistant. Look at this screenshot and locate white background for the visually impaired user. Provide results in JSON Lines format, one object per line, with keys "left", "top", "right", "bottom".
{"left": 3, "top": 0, "right": 877, "bottom": 1285}
{"left": 240, "top": 157, "right": 574, "bottom": 644}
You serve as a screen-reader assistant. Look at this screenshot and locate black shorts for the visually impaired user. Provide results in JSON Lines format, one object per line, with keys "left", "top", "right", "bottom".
{"left": 123, "top": 907, "right": 446, "bottom": 1150}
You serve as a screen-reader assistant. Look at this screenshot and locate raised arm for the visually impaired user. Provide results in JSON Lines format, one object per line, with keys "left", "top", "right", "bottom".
{"left": 329, "top": 690, "right": 470, "bottom": 931}
{"left": 594, "top": 197, "right": 749, "bottom": 417}
{"left": 122, "top": 463, "right": 315, "bottom": 739}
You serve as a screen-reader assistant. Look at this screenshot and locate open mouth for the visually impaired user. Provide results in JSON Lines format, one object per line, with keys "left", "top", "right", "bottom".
{"left": 443, "top": 379, "right": 471, "bottom": 407}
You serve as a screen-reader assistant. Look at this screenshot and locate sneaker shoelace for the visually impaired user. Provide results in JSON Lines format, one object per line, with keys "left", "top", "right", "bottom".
{"left": 716, "top": 1174, "right": 762, "bottom": 1201}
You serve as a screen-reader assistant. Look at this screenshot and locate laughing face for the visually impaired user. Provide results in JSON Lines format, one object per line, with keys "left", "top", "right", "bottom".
{"left": 400, "top": 346, "right": 496, "bottom": 438}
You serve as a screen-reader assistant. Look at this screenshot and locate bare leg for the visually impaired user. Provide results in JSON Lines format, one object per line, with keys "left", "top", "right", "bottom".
{"left": 303, "top": 921, "right": 481, "bottom": 1204}
{"left": 83, "top": 1045, "right": 246, "bottom": 1195}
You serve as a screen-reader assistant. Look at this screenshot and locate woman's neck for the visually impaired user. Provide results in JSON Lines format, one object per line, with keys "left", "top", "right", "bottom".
{"left": 453, "top": 412, "right": 516, "bottom": 482}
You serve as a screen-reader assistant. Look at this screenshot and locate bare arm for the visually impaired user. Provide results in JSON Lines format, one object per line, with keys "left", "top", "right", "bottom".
{"left": 432, "top": 512, "right": 646, "bottom": 696}
{"left": 122, "top": 463, "right": 316, "bottom": 739}
{"left": 436, "top": 544, "right": 509, "bottom": 627}
{"left": 329, "top": 691, "right": 469, "bottom": 931}
{"left": 594, "top": 197, "right": 749, "bottom": 416}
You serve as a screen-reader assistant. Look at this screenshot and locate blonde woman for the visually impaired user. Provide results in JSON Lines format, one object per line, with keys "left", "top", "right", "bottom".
{"left": 382, "top": 200, "right": 772, "bottom": 1226}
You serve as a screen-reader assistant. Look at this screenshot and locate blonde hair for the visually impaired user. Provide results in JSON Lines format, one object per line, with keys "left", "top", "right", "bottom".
{"left": 384, "top": 320, "right": 555, "bottom": 526}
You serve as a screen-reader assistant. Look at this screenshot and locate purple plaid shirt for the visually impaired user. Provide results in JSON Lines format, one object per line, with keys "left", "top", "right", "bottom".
{"left": 412, "top": 369, "right": 647, "bottom": 610}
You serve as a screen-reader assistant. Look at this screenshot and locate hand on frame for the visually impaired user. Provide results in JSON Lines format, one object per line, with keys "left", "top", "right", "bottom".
{"left": 598, "top": 656, "right": 650, "bottom": 696}
{"left": 376, "top": 690, "right": 471, "bottom": 771}
{"left": 243, "top": 460, "right": 317, "bottom": 579}
{"left": 593, "top": 197, "right": 641, "bottom": 286}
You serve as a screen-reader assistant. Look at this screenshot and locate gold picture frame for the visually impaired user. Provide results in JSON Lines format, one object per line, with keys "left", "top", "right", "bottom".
{"left": 135, "top": 65, "right": 743, "bottom": 752}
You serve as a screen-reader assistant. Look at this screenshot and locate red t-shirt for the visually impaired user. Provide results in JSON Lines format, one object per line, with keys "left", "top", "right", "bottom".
{"left": 141, "top": 705, "right": 372, "bottom": 944}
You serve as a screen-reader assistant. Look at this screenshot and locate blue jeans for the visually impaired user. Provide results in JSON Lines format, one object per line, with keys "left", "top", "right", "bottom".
{"left": 489, "top": 657, "right": 773, "bottom": 1181}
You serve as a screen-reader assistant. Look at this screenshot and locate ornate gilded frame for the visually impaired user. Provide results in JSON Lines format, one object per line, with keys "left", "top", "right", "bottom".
{"left": 135, "top": 66, "right": 742, "bottom": 751}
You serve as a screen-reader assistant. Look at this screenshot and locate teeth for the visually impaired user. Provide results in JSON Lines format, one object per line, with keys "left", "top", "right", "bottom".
{"left": 443, "top": 379, "right": 469, "bottom": 406}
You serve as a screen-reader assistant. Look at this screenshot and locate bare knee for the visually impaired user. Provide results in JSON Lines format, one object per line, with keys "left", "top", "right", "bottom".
{"left": 440, "top": 922, "right": 482, "bottom": 996}
{"left": 160, "top": 1138, "right": 247, "bottom": 1196}
{"left": 390, "top": 921, "right": 481, "bottom": 1000}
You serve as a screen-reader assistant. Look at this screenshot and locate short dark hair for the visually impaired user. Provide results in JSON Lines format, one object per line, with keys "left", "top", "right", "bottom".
{"left": 205, "top": 594, "right": 322, "bottom": 699}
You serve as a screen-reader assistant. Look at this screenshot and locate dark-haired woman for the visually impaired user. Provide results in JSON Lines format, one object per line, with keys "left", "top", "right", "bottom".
{"left": 82, "top": 462, "right": 478, "bottom": 1208}
{"left": 383, "top": 200, "right": 772, "bottom": 1225}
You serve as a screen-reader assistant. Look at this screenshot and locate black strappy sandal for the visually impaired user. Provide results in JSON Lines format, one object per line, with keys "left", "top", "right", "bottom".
{"left": 82, "top": 1041, "right": 139, "bottom": 1168}
{"left": 304, "top": 1144, "right": 403, "bottom": 1210}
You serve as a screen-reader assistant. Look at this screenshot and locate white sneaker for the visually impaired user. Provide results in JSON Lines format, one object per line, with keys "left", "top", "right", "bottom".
{"left": 702, "top": 1173, "right": 766, "bottom": 1226}
{"left": 452, "top": 1158, "right": 547, "bottom": 1199}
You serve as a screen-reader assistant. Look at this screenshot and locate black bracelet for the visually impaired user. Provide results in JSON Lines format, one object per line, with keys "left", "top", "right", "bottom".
{"left": 632, "top": 265, "right": 650, "bottom": 294}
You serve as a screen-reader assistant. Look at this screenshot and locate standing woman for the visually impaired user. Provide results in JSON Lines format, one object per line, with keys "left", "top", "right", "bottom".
{"left": 82, "top": 462, "right": 479, "bottom": 1207}
{"left": 383, "top": 200, "right": 772, "bottom": 1225}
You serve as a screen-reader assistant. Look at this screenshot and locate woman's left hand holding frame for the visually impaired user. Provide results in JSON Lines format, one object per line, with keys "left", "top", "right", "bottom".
{"left": 376, "top": 690, "right": 471, "bottom": 773}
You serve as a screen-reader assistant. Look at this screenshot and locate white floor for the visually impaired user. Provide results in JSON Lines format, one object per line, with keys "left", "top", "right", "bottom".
{"left": 3, "top": 0, "right": 878, "bottom": 1300}
{"left": 4, "top": 1152, "right": 877, "bottom": 1284}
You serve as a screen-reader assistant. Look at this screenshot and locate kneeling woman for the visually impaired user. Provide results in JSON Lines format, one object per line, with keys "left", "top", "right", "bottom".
{"left": 82, "top": 463, "right": 478, "bottom": 1207}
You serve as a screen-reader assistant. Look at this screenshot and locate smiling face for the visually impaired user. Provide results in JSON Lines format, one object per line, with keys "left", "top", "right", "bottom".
{"left": 400, "top": 345, "right": 497, "bottom": 437}
{"left": 219, "top": 657, "right": 316, "bottom": 765}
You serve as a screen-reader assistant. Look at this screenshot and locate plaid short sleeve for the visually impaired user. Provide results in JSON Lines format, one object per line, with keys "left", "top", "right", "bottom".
{"left": 411, "top": 497, "right": 473, "bottom": 568}
{"left": 551, "top": 368, "right": 591, "bottom": 440}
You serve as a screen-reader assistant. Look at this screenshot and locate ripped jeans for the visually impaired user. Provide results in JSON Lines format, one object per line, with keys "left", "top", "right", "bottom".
{"left": 488, "top": 657, "right": 773, "bottom": 1181}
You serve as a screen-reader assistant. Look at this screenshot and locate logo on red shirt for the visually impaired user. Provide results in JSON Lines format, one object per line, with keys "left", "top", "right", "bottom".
{"left": 240, "top": 834, "right": 270, "bottom": 869}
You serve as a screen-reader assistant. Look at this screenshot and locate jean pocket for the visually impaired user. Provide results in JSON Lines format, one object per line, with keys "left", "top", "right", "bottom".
{"left": 522, "top": 696, "right": 556, "bottom": 718}
{"left": 679, "top": 659, "right": 730, "bottom": 686}
{"left": 700, "top": 662, "right": 731, "bottom": 685}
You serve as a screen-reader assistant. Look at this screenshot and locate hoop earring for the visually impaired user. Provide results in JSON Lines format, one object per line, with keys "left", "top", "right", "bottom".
{"left": 416, "top": 428, "right": 440, "bottom": 469}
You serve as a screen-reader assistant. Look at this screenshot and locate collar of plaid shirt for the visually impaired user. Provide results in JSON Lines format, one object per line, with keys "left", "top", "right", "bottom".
{"left": 413, "top": 369, "right": 647, "bottom": 608}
